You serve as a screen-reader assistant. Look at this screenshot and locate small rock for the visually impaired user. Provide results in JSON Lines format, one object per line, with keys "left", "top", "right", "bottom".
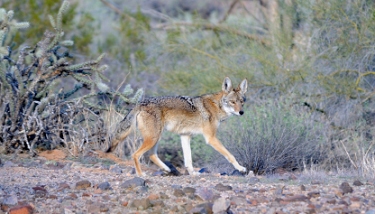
{"left": 248, "top": 177, "right": 260, "bottom": 185}
{"left": 353, "top": 180, "right": 364, "bottom": 186}
{"left": 339, "top": 182, "right": 353, "bottom": 195}
{"left": 9, "top": 204, "right": 34, "bottom": 214}
{"left": 109, "top": 165, "right": 122, "bottom": 174}
{"left": 68, "top": 193, "right": 78, "bottom": 199}
{"left": 212, "top": 197, "right": 230, "bottom": 213}
{"left": 150, "top": 200, "right": 164, "bottom": 207}
{"left": 57, "top": 182, "right": 70, "bottom": 192}
{"left": 100, "top": 205, "right": 109, "bottom": 212}
{"left": 173, "top": 189, "right": 185, "bottom": 197}
{"left": 199, "top": 168, "right": 210, "bottom": 173}
{"left": 98, "top": 181, "right": 111, "bottom": 190}
{"left": 307, "top": 191, "right": 320, "bottom": 198}
{"left": 131, "top": 198, "right": 151, "bottom": 210}
{"left": 159, "top": 192, "right": 169, "bottom": 199}
{"left": 183, "top": 187, "right": 196, "bottom": 195}
{"left": 300, "top": 185, "right": 306, "bottom": 191}
{"left": 120, "top": 177, "right": 145, "bottom": 189}
{"left": 147, "top": 194, "right": 159, "bottom": 200}
{"left": 3, "top": 195, "right": 18, "bottom": 205}
{"left": 75, "top": 180, "right": 91, "bottom": 190}
{"left": 214, "top": 183, "right": 232, "bottom": 191}
{"left": 190, "top": 203, "right": 213, "bottom": 214}
{"left": 195, "top": 187, "right": 216, "bottom": 201}
{"left": 32, "top": 186, "right": 47, "bottom": 198}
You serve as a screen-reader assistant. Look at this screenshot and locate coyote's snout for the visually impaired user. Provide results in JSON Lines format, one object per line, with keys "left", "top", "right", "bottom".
{"left": 109, "top": 77, "right": 248, "bottom": 176}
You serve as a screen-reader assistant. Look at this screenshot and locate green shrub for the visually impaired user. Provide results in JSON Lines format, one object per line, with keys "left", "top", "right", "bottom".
{"left": 216, "top": 100, "right": 326, "bottom": 175}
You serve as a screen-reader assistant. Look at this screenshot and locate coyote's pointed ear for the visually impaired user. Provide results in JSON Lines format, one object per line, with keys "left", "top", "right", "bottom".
{"left": 239, "top": 79, "right": 248, "bottom": 94}
{"left": 222, "top": 77, "right": 232, "bottom": 93}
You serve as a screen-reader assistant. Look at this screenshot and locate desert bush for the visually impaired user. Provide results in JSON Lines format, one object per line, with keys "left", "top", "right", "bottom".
{"left": 0, "top": 1, "right": 142, "bottom": 155}
{"left": 214, "top": 99, "right": 327, "bottom": 175}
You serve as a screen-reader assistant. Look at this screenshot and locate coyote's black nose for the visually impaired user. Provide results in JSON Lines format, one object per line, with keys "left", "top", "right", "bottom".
{"left": 239, "top": 110, "right": 244, "bottom": 115}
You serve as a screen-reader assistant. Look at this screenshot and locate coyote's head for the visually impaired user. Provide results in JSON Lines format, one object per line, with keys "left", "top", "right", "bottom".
{"left": 221, "top": 77, "right": 248, "bottom": 116}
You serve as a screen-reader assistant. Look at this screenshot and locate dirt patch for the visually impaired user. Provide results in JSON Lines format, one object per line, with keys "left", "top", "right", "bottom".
{"left": 38, "top": 149, "right": 67, "bottom": 160}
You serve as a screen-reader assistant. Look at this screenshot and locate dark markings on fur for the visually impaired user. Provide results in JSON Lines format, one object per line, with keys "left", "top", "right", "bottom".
{"left": 139, "top": 96, "right": 197, "bottom": 111}
{"left": 178, "top": 96, "right": 196, "bottom": 111}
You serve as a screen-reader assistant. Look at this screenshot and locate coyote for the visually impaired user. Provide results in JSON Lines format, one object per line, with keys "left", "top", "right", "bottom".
{"left": 109, "top": 77, "right": 248, "bottom": 176}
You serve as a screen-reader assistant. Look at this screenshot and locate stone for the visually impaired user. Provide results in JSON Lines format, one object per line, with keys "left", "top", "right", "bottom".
{"left": 109, "top": 165, "right": 122, "bottom": 174}
{"left": 248, "top": 177, "right": 260, "bottom": 184}
{"left": 190, "top": 203, "right": 213, "bottom": 214}
{"left": 3, "top": 195, "right": 18, "bottom": 205}
{"left": 147, "top": 194, "right": 159, "bottom": 200}
{"left": 97, "top": 181, "right": 111, "bottom": 190}
{"left": 75, "top": 180, "right": 91, "bottom": 190}
{"left": 150, "top": 200, "right": 164, "bottom": 207}
{"left": 131, "top": 198, "right": 151, "bottom": 210}
{"left": 183, "top": 187, "right": 196, "bottom": 195}
{"left": 173, "top": 189, "right": 185, "bottom": 197}
{"left": 307, "top": 191, "right": 320, "bottom": 198}
{"left": 121, "top": 177, "right": 145, "bottom": 189}
{"left": 57, "top": 182, "right": 70, "bottom": 192}
{"left": 353, "top": 180, "right": 364, "bottom": 186}
{"left": 195, "top": 187, "right": 216, "bottom": 201}
{"left": 9, "top": 204, "right": 34, "bottom": 214}
{"left": 214, "top": 183, "right": 232, "bottom": 191}
{"left": 300, "top": 185, "right": 306, "bottom": 191}
{"left": 339, "top": 182, "right": 353, "bottom": 195}
{"left": 32, "top": 186, "right": 47, "bottom": 198}
{"left": 212, "top": 197, "right": 230, "bottom": 213}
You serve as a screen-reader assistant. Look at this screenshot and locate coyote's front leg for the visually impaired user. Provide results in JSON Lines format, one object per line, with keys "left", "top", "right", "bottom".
{"left": 180, "top": 135, "right": 200, "bottom": 175}
{"left": 204, "top": 134, "right": 247, "bottom": 173}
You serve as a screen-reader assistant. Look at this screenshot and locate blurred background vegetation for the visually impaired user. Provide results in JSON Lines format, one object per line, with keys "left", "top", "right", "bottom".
{"left": 2, "top": 0, "right": 375, "bottom": 176}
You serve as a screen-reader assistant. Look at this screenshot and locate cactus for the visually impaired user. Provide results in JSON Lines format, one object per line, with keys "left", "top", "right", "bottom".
{"left": 0, "top": 1, "right": 142, "bottom": 155}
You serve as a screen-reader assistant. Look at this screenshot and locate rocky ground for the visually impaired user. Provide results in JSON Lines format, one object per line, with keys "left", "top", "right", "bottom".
{"left": 0, "top": 149, "right": 375, "bottom": 214}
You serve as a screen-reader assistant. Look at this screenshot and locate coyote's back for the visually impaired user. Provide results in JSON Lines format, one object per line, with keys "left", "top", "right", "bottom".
{"left": 109, "top": 77, "right": 249, "bottom": 176}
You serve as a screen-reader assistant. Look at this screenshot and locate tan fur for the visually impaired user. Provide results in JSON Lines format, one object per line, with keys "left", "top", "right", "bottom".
{"left": 110, "top": 77, "right": 248, "bottom": 176}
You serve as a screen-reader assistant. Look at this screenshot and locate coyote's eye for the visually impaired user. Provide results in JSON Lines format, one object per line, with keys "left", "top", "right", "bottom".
{"left": 230, "top": 101, "right": 235, "bottom": 105}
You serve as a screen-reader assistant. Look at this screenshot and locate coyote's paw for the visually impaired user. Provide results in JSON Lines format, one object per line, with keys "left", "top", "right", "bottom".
{"left": 237, "top": 165, "right": 247, "bottom": 173}
{"left": 190, "top": 171, "right": 201, "bottom": 176}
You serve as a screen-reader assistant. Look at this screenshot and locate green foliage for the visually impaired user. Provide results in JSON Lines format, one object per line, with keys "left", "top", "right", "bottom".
{"left": 1, "top": 0, "right": 95, "bottom": 55}
{"left": 217, "top": 100, "right": 326, "bottom": 175}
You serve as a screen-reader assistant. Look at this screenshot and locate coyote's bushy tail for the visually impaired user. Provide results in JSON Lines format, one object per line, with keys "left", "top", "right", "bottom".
{"left": 107, "top": 109, "right": 136, "bottom": 152}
